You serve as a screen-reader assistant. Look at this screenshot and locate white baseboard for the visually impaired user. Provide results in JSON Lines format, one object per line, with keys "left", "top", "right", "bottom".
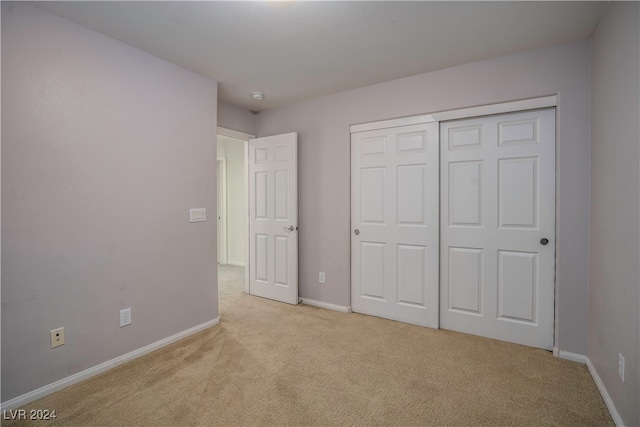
{"left": 226, "top": 261, "right": 245, "bottom": 267}
{"left": 586, "top": 358, "right": 625, "bottom": 427}
{"left": 548, "top": 349, "right": 624, "bottom": 425}
{"left": 554, "top": 348, "right": 588, "bottom": 364}
{"left": 1, "top": 319, "right": 625, "bottom": 427}
{"left": 1, "top": 317, "right": 220, "bottom": 411}
{"left": 300, "top": 298, "right": 352, "bottom": 313}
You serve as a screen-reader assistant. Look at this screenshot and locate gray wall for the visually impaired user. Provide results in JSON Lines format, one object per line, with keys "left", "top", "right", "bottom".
{"left": 1, "top": 3, "right": 219, "bottom": 401}
{"left": 218, "top": 100, "right": 256, "bottom": 136}
{"left": 256, "top": 40, "right": 592, "bottom": 355}
{"left": 589, "top": 2, "right": 640, "bottom": 425}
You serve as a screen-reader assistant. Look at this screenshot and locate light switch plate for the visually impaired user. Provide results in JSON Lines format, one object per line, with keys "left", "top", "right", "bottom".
{"left": 189, "top": 208, "right": 206, "bottom": 223}
{"left": 618, "top": 353, "right": 625, "bottom": 382}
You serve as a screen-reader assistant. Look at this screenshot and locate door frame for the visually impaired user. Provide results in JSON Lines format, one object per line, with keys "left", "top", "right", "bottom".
{"left": 217, "top": 126, "right": 255, "bottom": 294}
{"left": 348, "top": 94, "right": 559, "bottom": 347}
{"left": 217, "top": 158, "right": 228, "bottom": 265}
{"left": 350, "top": 95, "right": 557, "bottom": 133}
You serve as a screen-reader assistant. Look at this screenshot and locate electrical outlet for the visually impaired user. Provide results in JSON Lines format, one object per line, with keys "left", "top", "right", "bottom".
{"left": 50, "top": 327, "right": 65, "bottom": 348}
{"left": 319, "top": 272, "right": 325, "bottom": 284}
{"left": 120, "top": 308, "right": 132, "bottom": 327}
{"left": 189, "top": 208, "right": 206, "bottom": 223}
{"left": 618, "top": 353, "right": 625, "bottom": 382}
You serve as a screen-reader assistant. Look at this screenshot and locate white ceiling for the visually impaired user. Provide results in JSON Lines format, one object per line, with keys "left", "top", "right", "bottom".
{"left": 31, "top": 1, "right": 607, "bottom": 112}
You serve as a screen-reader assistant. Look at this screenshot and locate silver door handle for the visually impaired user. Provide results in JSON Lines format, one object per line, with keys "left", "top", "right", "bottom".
{"left": 354, "top": 229, "right": 360, "bottom": 235}
{"left": 283, "top": 225, "right": 296, "bottom": 232}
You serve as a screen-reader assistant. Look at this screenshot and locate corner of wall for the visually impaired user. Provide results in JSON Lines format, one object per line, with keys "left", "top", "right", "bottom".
{"left": 217, "top": 100, "right": 257, "bottom": 136}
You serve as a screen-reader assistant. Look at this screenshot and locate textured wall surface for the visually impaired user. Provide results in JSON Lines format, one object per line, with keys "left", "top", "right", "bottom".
{"left": 257, "top": 40, "right": 592, "bottom": 355}
{"left": 2, "top": 3, "right": 219, "bottom": 401}
{"left": 589, "top": 2, "right": 640, "bottom": 425}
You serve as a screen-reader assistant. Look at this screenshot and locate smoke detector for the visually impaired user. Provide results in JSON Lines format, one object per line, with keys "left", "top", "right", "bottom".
{"left": 251, "top": 92, "right": 264, "bottom": 101}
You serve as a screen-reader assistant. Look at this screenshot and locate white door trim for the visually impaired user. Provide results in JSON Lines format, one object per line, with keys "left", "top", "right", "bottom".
{"left": 243, "top": 140, "right": 249, "bottom": 294}
{"left": 217, "top": 126, "right": 255, "bottom": 141}
{"left": 217, "top": 158, "right": 228, "bottom": 265}
{"left": 217, "top": 127, "right": 254, "bottom": 294}
{"left": 349, "top": 95, "right": 557, "bottom": 134}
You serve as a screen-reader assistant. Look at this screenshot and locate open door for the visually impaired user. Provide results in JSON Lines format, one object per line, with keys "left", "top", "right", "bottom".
{"left": 248, "top": 133, "right": 298, "bottom": 304}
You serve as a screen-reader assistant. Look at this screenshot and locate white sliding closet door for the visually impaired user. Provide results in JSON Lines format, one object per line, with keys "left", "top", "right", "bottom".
{"left": 351, "top": 123, "right": 439, "bottom": 328}
{"left": 440, "top": 108, "right": 556, "bottom": 349}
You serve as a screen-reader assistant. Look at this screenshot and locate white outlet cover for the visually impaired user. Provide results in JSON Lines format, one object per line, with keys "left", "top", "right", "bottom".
{"left": 319, "top": 272, "right": 325, "bottom": 283}
{"left": 120, "top": 308, "right": 132, "bottom": 327}
{"left": 50, "top": 327, "right": 65, "bottom": 348}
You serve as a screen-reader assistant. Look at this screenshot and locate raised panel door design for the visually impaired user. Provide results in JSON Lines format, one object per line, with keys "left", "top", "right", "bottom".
{"left": 397, "top": 244, "right": 426, "bottom": 307}
{"left": 449, "top": 161, "right": 482, "bottom": 226}
{"left": 448, "top": 247, "right": 482, "bottom": 314}
{"left": 361, "top": 242, "right": 386, "bottom": 300}
{"left": 360, "top": 136, "right": 386, "bottom": 156}
{"left": 498, "top": 118, "right": 539, "bottom": 146}
{"left": 397, "top": 132, "right": 426, "bottom": 153}
{"left": 255, "top": 171, "right": 268, "bottom": 220}
{"left": 275, "top": 236, "right": 289, "bottom": 287}
{"left": 360, "top": 167, "right": 385, "bottom": 224}
{"left": 255, "top": 147, "right": 269, "bottom": 163}
{"left": 499, "top": 157, "right": 538, "bottom": 228}
{"left": 351, "top": 123, "right": 439, "bottom": 328}
{"left": 275, "top": 145, "right": 288, "bottom": 161}
{"left": 397, "top": 164, "right": 425, "bottom": 225}
{"left": 255, "top": 234, "right": 268, "bottom": 283}
{"left": 498, "top": 251, "right": 537, "bottom": 323}
{"left": 440, "top": 108, "right": 555, "bottom": 350}
{"left": 448, "top": 125, "right": 482, "bottom": 150}
{"left": 274, "top": 170, "right": 289, "bottom": 221}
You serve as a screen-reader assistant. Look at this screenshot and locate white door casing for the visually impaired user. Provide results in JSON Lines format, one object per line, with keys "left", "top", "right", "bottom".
{"left": 440, "top": 108, "right": 556, "bottom": 349}
{"left": 217, "top": 159, "right": 227, "bottom": 265}
{"left": 351, "top": 123, "right": 440, "bottom": 328}
{"left": 248, "top": 133, "right": 298, "bottom": 305}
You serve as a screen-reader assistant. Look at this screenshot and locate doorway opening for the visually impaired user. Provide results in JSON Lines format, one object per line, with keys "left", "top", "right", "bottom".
{"left": 216, "top": 127, "right": 299, "bottom": 308}
{"left": 217, "top": 128, "right": 252, "bottom": 307}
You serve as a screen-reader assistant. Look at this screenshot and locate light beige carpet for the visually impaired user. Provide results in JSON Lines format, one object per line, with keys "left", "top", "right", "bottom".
{"left": 4, "top": 265, "right": 613, "bottom": 426}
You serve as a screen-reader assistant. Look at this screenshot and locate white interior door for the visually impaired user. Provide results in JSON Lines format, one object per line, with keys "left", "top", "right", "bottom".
{"left": 249, "top": 133, "right": 298, "bottom": 305}
{"left": 351, "top": 123, "right": 439, "bottom": 327}
{"left": 440, "top": 108, "right": 555, "bottom": 349}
